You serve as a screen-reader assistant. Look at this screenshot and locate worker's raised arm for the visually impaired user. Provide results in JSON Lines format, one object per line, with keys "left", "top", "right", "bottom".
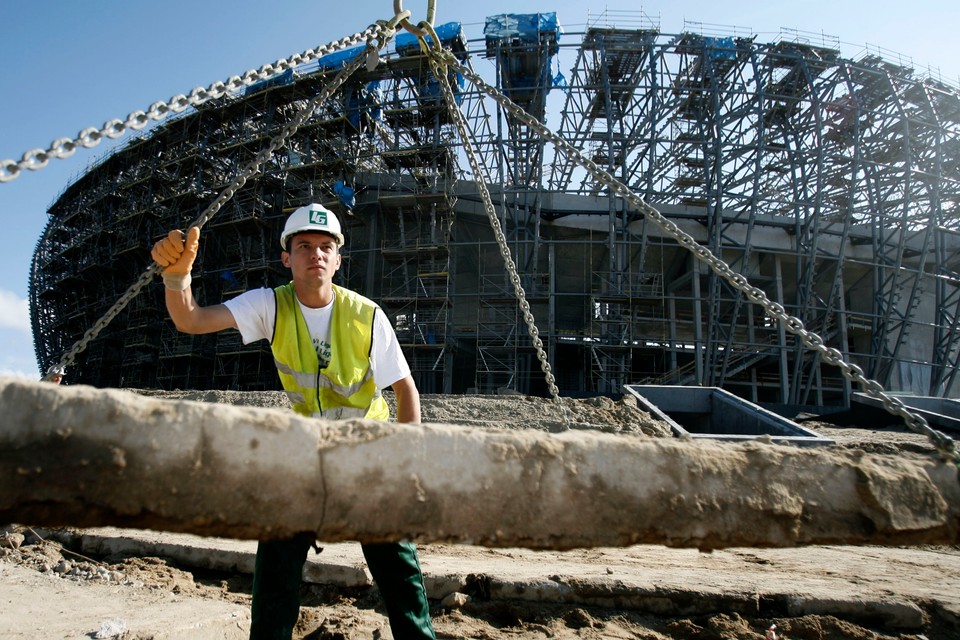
{"left": 152, "top": 227, "right": 237, "bottom": 335}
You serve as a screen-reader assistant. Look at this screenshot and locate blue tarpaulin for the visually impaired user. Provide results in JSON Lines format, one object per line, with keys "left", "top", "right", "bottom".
{"left": 244, "top": 68, "right": 295, "bottom": 96}
{"left": 333, "top": 181, "right": 355, "bottom": 210}
{"left": 346, "top": 81, "right": 382, "bottom": 130}
{"left": 483, "top": 12, "right": 564, "bottom": 97}
{"left": 706, "top": 36, "right": 737, "bottom": 61}
{"left": 483, "top": 12, "right": 562, "bottom": 44}
{"left": 394, "top": 21, "right": 467, "bottom": 105}
{"left": 316, "top": 46, "right": 365, "bottom": 71}
{"left": 418, "top": 72, "right": 465, "bottom": 105}
{"left": 395, "top": 21, "right": 465, "bottom": 57}
{"left": 246, "top": 46, "right": 364, "bottom": 97}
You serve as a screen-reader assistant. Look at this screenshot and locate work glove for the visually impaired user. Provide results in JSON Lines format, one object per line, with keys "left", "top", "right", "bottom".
{"left": 151, "top": 226, "right": 200, "bottom": 290}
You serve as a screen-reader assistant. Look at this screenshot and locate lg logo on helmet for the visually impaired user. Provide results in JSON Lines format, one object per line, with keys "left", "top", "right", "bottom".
{"left": 309, "top": 210, "right": 328, "bottom": 225}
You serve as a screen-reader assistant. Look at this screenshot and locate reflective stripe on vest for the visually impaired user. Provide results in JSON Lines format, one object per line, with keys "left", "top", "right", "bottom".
{"left": 272, "top": 282, "right": 390, "bottom": 421}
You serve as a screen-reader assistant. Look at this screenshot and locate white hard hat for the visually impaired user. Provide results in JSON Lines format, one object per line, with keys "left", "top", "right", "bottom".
{"left": 280, "top": 203, "right": 344, "bottom": 249}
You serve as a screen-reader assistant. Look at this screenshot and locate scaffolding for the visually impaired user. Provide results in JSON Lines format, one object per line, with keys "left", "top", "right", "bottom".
{"left": 373, "top": 193, "right": 455, "bottom": 393}
{"left": 29, "top": 12, "right": 960, "bottom": 410}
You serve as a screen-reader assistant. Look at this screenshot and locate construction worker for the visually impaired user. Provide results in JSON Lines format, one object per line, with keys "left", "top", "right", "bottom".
{"left": 151, "top": 203, "right": 435, "bottom": 640}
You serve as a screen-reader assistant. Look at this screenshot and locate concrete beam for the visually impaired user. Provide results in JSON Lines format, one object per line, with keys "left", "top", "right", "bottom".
{"left": 1, "top": 376, "right": 957, "bottom": 550}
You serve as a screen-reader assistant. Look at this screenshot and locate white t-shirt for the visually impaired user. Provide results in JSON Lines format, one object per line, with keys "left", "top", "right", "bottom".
{"left": 223, "top": 287, "right": 410, "bottom": 389}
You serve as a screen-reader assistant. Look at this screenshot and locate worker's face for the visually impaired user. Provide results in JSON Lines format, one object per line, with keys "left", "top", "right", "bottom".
{"left": 281, "top": 232, "right": 342, "bottom": 284}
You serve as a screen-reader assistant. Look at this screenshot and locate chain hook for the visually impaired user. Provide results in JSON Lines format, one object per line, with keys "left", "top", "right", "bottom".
{"left": 393, "top": 0, "right": 436, "bottom": 38}
{"left": 376, "top": 8, "right": 411, "bottom": 49}
{"left": 416, "top": 21, "right": 443, "bottom": 56}
{"left": 382, "top": 9, "right": 412, "bottom": 34}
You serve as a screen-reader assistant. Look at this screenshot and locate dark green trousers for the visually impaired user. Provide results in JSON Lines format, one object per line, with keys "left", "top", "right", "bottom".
{"left": 249, "top": 533, "right": 436, "bottom": 640}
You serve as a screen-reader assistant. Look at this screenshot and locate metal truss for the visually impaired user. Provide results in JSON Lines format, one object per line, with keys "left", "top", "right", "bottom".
{"left": 30, "top": 14, "right": 960, "bottom": 406}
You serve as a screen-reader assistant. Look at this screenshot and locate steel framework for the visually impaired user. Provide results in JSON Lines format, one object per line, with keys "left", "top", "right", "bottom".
{"left": 30, "top": 13, "right": 960, "bottom": 410}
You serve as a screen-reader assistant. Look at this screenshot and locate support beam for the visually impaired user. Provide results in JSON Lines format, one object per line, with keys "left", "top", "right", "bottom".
{"left": 0, "top": 377, "right": 957, "bottom": 550}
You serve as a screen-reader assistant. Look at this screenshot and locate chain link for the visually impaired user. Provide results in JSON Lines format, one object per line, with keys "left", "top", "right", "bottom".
{"left": 393, "top": 0, "right": 436, "bottom": 38}
{"left": 2, "top": 25, "right": 391, "bottom": 184}
{"left": 425, "top": 38, "right": 565, "bottom": 416}
{"left": 42, "top": 25, "right": 393, "bottom": 382}
{"left": 431, "top": 49, "right": 958, "bottom": 462}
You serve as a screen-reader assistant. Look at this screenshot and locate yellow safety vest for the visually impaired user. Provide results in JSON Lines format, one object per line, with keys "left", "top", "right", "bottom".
{"left": 271, "top": 282, "right": 389, "bottom": 421}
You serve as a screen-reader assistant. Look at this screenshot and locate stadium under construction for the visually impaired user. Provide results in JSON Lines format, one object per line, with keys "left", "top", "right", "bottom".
{"left": 30, "top": 11, "right": 960, "bottom": 411}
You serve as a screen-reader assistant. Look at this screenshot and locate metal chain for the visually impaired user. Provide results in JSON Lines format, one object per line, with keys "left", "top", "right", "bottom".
{"left": 393, "top": 0, "right": 436, "bottom": 38}
{"left": 42, "top": 24, "right": 397, "bottom": 381}
{"left": 434, "top": 48, "right": 958, "bottom": 463}
{"left": 31, "top": 15, "right": 958, "bottom": 463}
{"left": 1, "top": 23, "right": 399, "bottom": 184}
{"left": 424, "top": 33, "right": 564, "bottom": 410}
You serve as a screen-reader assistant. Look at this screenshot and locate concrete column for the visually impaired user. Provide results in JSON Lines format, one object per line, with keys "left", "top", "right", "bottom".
{"left": 1, "top": 377, "right": 957, "bottom": 550}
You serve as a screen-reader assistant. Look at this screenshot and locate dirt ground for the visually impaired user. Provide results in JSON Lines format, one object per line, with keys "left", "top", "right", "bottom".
{"left": 2, "top": 390, "right": 959, "bottom": 639}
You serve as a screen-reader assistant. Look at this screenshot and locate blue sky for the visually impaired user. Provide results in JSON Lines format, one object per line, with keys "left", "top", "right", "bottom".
{"left": 2, "top": 0, "right": 958, "bottom": 380}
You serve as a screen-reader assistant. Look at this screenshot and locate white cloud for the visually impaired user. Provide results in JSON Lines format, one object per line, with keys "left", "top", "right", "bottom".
{"left": 0, "top": 367, "right": 38, "bottom": 380}
{"left": 0, "top": 289, "right": 30, "bottom": 334}
{"left": 0, "top": 336, "right": 40, "bottom": 380}
{"left": 0, "top": 292, "right": 39, "bottom": 379}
